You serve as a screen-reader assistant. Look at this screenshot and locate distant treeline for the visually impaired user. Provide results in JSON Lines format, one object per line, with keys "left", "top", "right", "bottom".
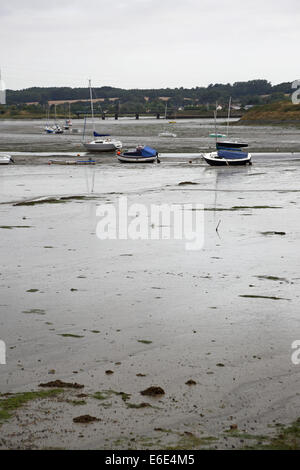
{"left": 5, "top": 80, "right": 293, "bottom": 113}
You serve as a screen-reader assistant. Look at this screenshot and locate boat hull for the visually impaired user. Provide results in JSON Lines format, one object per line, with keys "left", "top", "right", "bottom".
{"left": 0, "top": 154, "right": 14, "bottom": 165}
{"left": 202, "top": 152, "right": 252, "bottom": 166}
{"left": 84, "top": 141, "right": 122, "bottom": 152}
{"left": 48, "top": 160, "right": 95, "bottom": 165}
{"left": 118, "top": 155, "right": 157, "bottom": 163}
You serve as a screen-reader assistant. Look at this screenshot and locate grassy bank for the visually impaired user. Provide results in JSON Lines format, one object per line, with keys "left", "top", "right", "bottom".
{"left": 238, "top": 100, "right": 300, "bottom": 126}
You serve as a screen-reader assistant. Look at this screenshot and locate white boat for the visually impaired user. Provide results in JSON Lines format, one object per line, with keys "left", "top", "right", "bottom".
{"left": 84, "top": 138, "right": 122, "bottom": 152}
{"left": 44, "top": 106, "right": 64, "bottom": 134}
{"left": 158, "top": 103, "right": 177, "bottom": 137}
{"left": 0, "top": 154, "right": 14, "bottom": 165}
{"left": 64, "top": 104, "right": 72, "bottom": 129}
{"left": 158, "top": 131, "right": 177, "bottom": 138}
{"left": 83, "top": 80, "right": 122, "bottom": 152}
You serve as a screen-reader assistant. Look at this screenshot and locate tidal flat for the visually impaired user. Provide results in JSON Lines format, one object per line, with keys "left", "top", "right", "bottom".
{"left": 0, "top": 119, "right": 300, "bottom": 449}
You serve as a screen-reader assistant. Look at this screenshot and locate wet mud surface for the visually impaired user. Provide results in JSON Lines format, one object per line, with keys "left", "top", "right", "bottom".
{"left": 0, "top": 119, "right": 300, "bottom": 449}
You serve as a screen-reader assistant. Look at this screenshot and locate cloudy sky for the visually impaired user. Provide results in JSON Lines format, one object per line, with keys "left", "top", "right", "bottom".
{"left": 0, "top": 0, "right": 299, "bottom": 90}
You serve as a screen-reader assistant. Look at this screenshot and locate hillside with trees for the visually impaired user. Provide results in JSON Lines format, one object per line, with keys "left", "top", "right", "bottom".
{"left": 0, "top": 80, "right": 295, "bottom": 120}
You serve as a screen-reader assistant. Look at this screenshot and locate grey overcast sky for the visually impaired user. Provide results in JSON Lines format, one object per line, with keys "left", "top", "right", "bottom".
{"left": 0, "top": 0, "right": 299, "bottom": 90}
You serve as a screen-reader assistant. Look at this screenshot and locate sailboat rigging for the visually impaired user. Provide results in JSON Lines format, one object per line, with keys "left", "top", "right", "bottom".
{"left": 83, "top": 80, "right": 122, "bottom": 152}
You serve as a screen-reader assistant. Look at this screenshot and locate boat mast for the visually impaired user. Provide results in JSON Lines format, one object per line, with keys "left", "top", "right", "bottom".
{"left": 214, "top": 102, "right": 218, "bottom": 144}
{"left": 89, "top": 79, "right": 95, "bottom": 134}
{"left": 226, "top": 96, "right": 232, "bottom": 138}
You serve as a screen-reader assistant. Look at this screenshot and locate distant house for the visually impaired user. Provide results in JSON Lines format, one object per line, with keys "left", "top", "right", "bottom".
{"left": 158, "top": 97, "right": 171, "bottom": 102}
{"left": 244, "top": 105, "right": 254, "bottom": 110}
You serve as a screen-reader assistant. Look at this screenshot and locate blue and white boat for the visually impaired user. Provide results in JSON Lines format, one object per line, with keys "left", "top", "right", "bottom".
{"left": 203, "top": 98, "right": 252, "bottom": 166}
{"left": 117, "top": 145, "right": 159, "bottom": 163}
{"left": 203, "top": 141, "right": 252, "bottom": 166}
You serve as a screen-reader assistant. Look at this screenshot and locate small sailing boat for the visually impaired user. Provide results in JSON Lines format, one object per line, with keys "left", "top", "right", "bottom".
{"left": 83, "top": 80, "right": 122, "bottom": 152}
{"left": 64, "top": 103, "right": 73, "bottom": 130}
{"left": 203, "top": 142, "right": 252, "bottom": 166}
{"left": 158, "top": 103, "right": 176, "bottom": 137}
{"left": 44, "top": 106, "right": 54, "bottom": 133}
{"left": 44, "top": 105, "right": 64, "bottom": 134}
{"left": 203, "top": 98, "right": 252, "bottom": 166}
{"left": 117, "top": 145, "right": 159, "bottom": 163}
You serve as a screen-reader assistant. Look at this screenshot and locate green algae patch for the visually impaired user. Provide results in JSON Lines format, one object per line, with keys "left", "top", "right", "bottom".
{"left": 239, "top": 294, "right": 289, "bottom": 300}
{"left": 260, "top": 231, "right": 286, "bottom": 236}
{"left": 137, "top": 339, "right": 153, "bottom": 345}
{"left": 224, "top": 429, "right": 268, "bottom": 441}
{"left": 154, "top": 429, "right": 217, "bottom": 450}
{"left": 241, "top": 419, "right": 300, "bottom": 450}
{"left": 66, "top": 399, "right": 87, "bottom": 406}
{"left": 0, "top": 225, "right": 31, "bottom": 229}
{"left": 93, "top": 390, "right": 131, "bottom": 402}
{"left": 166, "top": 434, "right": 217, "bottom": 450}
{"left": 23, "top": 308, "right": 46, "bottom": 315}
{"left": 202, "top": 206, "right": 282, "bottom": 212}
{"left": 256, "top": 275, "right": 289, "bottom": 283}
{"left": 0, "top": 389, "right": 63, "bottom": 422}
{"left": 14, "top": 196, "right": 92, "bottom": 207}
{"left": 126, "top": 402, "right": 153, "bottom": 409}
{"left": 58, "top": 333, "right": 84, "bottom": 338}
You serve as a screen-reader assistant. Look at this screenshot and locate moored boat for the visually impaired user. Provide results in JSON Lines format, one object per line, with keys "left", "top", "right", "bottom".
{"left": 83, "top": 80, "right": 122, "bottom": 152}
{"left": 117, "top": 145, "right": 158, "bottom": 163}
{"left": 203, "top": 98, "right": 252, "bottom": 166}
{"left": 0, "top": 154, "right": 14, "bottom": 165}
{"left": 202, "top": 148, "right": 252, "bottom": 166}
{"left": 48, "top": 158, "right": 95, "bottom": 165}
{"left": 158, "top": 131, "right": 177, "bottom": 138}
{"left": 84, "top": 138, "right": 122, "bottom": 152}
